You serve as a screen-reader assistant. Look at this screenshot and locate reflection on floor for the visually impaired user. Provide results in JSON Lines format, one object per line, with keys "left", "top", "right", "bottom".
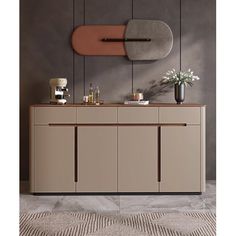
{"left": 20, "top": 180, "right": 215, "bottom": 214}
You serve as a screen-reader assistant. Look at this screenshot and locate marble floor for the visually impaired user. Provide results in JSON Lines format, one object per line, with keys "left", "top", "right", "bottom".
{"left": 20, "top": 181, "right": 215, "bottom": 214}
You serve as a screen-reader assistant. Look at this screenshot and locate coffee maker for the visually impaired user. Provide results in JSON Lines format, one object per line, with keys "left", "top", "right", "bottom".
{"left": 49, "top": 78, "right": 70, "bottom": 104}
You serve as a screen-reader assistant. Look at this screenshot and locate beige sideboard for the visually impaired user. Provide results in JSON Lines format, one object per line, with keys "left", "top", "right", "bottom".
{"left": 29, "top": 104, "right": 206, "bottom": 193}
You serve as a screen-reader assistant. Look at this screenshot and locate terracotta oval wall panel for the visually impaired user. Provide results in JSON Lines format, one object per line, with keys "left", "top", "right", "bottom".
{"left": 72, "top": 25, "right": 126, "bottom": 56}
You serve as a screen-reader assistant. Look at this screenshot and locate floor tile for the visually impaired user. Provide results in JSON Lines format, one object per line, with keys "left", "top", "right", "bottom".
{"left": 119, "top": 195, "right": 209, "bottom": 213}
{"left": 20, "top": 181, "right": 216, "bottom": 214}
{"left": 20, "top": 194, "right": 63, "bottom": 213}
{"left": 55, "top": 196, "right": 120, "bottom": 212}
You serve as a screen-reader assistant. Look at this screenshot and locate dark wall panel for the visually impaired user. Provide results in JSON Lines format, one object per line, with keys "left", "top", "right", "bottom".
{"left": 20, "top": 0, "right": 74, "bottom": 180}
{"left": 133, "top": 0, "right": 180, "bottom": 102}
{"left": 85, "top": 0, "right": 132, "bottom": 24}
{"left": 182, "top": 0, "right": 216, "bottom": 179}
{"left": 74, "top": 0, "right": 85, "bottom": 101}
{"left": 20, "top": 0, "right": 216, "bottom": 180}
{"left": 83, "top": 0, "right": 133, "bottom": 102}
{"left": 85, "top": 57, "right": 132, "bottom": 102}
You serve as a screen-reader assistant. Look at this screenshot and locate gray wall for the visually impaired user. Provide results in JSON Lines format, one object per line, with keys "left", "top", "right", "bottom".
{"left": 20, "top": 0, "right": 216, "bottom": 180}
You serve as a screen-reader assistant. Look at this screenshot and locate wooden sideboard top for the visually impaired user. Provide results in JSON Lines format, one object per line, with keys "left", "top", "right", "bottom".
{"left": 31, "top": 103, "right": 206, "bottom": 107}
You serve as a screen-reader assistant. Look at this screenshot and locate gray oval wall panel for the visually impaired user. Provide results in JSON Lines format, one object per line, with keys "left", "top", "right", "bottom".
{"left": 125, "top": 20, "right": 173, "bottom": 61}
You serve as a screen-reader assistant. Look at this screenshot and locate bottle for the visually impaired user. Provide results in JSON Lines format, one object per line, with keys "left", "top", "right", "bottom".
{"left": 88, "top": 83, "right": 94, "bottom": 104}
{"left": 95, "top": 86, "right": 100, "bottom": 104}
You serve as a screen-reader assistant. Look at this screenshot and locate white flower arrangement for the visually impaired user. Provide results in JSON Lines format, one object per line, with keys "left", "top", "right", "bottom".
{"left": 161, "top": 69, "right": 200, "bottom": 87}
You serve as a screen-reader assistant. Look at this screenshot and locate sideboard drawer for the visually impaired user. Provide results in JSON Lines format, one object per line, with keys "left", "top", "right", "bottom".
{"left": 77, "top": 107, "right": 117, "bottom": 123}
{"left": 118, "top": 107, "right": 158, "bottom": 123}
{"left": 34, "top": 107, "right": 76, "bottom": 125}
{"left": 159, "top": 107, "right": 201, "bottom": 124}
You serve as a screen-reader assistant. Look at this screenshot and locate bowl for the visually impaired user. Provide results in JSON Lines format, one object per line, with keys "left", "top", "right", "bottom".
{"left": 131, "top": 93, "right": 144, "bottom": 101}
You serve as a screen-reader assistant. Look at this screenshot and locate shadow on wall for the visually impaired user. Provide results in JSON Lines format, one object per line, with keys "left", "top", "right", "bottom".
{"left": 124, "top": 80, "right": 173, "bottom": 101}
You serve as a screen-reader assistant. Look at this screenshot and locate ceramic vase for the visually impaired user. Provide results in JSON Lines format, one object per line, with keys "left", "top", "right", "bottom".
{"left": 175, "top": 83, "right": 185, "bottom": 104}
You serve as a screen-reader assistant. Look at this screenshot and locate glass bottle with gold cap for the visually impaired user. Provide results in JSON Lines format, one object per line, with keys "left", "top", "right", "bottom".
{"left": 95, "top": 86, "right": 100, "bottom": 104}
{"left": 88, "top": 83, "right": 94, "bottom": 104}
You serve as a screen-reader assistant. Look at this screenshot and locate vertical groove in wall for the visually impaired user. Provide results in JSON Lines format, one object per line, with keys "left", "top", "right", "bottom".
{"left": 131, "top": 0, "right": 134, "bottom": 93}
{"left": 72, "top": 0, "right": 75, "bottom": 103}
{"left": 83, "top": 0, "right": 86, "bottom": 96}
{"left": 180, "top": 0, "right": 182, "bottom": 70}
{"left": 83, "top": 57, "right": 86, "bottom": 95}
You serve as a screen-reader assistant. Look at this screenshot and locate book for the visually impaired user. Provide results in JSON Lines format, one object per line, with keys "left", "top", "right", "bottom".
{"left": 124, "top": 100, "right": 149, "bottom": 105}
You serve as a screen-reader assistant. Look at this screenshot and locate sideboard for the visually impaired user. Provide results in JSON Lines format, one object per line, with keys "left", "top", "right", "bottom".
{"left": 29, "top": 104, "right": 206, "bottom": 193}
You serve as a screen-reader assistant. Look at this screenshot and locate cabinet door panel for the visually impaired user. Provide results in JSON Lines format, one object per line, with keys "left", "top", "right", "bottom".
{"left": 77, "top": 126, "right": 117, "bottom": 192}
{"left": 118, "top": 126, "right": 158, "bottom": 192}
{"left": 160, "top": 126, "right": 201, "bottom": 192}
{"left": 34, "top": 126, "right": 75, "bottom": 192}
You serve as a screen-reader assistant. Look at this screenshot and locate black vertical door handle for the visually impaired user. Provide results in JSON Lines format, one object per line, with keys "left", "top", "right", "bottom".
{"left": 74, "top": 126, "right": 78, "bottom": 182}
{"left": 158, "top": 126, "right": 161, "bottom": 182}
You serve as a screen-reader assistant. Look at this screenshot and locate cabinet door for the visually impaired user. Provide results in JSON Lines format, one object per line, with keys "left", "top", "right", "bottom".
{"left": 118, "top": 126, "right": 158, "bottom": 192}
{"left": 77, "top": 126, "right": 117, "bottom": 192}
{"left": 34, "top": 126, "right": 75, "bottom": 192}
{"left": 160, "top": 126, "right": 201, "bottom": 192}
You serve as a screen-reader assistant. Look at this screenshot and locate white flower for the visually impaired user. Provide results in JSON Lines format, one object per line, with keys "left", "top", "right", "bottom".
{"left": 161, "top": 68, "right": 200, "bottom": 87}
{"left": 193, "top": 76, "right": 200, "bottom": 80}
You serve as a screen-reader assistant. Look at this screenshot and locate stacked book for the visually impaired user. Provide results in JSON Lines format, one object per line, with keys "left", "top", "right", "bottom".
{"left": 124, "top": 100, "right": 149, "bottom": 105}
